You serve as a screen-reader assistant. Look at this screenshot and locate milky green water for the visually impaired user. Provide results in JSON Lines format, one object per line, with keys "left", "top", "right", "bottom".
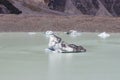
{"left": 0, "top": 32, "right": 120, "bottom": 80}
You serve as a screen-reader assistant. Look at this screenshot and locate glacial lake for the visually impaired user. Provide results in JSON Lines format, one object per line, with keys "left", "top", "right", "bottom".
{"left": 0, "top": 32, "right": 120, "bottom": 80}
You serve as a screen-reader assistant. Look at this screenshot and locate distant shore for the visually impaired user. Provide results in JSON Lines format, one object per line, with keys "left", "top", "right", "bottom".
{"left": 0, "top": 14, "right": 120, "bottom": 32}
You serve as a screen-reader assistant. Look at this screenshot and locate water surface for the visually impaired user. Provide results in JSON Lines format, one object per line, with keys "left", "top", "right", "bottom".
{"left": 0, "top": 32, "right": 120, "bottom": 80}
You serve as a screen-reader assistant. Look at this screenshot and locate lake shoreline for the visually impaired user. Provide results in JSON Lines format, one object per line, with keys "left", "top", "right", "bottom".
{"left": 0, "top": 14, "right": 120, "bottom": 32}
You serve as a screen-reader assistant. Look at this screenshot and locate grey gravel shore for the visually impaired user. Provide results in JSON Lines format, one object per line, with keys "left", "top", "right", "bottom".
{"left": 0, "top": 14, "right": 120, "bottom": 32}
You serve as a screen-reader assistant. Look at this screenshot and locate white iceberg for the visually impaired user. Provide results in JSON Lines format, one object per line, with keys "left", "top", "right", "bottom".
{"left": 98, "top": 32, "right": 110, "bottom": 39}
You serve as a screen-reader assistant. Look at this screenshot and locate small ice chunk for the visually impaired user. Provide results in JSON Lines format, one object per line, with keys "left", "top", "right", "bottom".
{"left": 98, "top": 32, "right": 110, "bottom": 39}
{"left": 28, "top": 32, "right": 36, "bottom": 35}
{"left": 45, "top": 31, "right": 54, "bottom": 37}
{"left": 66, "top": 30, "right": 81, "bottom": 37}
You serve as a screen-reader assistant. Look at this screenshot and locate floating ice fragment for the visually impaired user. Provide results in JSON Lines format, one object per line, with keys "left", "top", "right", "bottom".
{"left": 66, "top": 30, "right": 81, "bottom": 37}
{"left": 28, "top": 32, "right": 36, "bottom": 35}
{"left": 98, "top": 32, "right": 110, "bottom": 39}
{"left": 45, "top": 30, "right": 55, "bottom": 37}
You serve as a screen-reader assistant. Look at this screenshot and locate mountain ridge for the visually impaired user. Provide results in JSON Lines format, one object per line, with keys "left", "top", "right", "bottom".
{"left": 0, "top": 0, "right": 120, "bottom": 17}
